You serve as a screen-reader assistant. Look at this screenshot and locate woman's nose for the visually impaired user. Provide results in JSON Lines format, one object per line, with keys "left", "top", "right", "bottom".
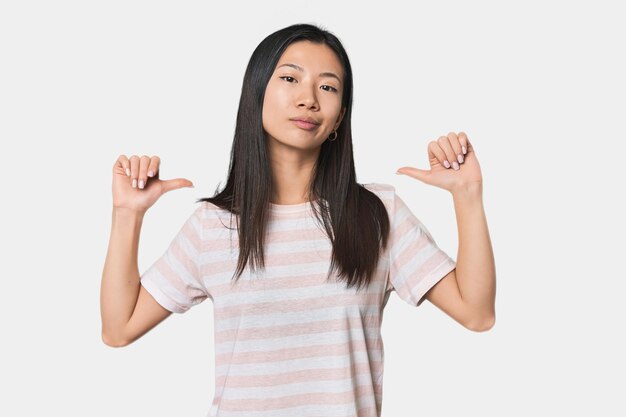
{"left": 296, "top": 86, "right": 318, "bottom": 109}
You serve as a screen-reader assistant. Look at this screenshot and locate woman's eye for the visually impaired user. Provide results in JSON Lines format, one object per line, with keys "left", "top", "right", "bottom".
{"left": 280, "top": 76, "right": 337, "bottom": 93}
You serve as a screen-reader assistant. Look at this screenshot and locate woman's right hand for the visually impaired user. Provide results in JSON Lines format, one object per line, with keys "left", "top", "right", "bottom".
{"left": 112, "top": 155, "right": 194, "bottom": 213}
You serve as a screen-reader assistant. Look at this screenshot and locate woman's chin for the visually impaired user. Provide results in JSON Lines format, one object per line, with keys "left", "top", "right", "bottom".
{"left": 267, "top": 136, "right": 325, "bottom": 151}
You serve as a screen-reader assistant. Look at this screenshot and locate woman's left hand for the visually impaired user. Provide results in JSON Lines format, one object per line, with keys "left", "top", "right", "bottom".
{"left": 396, "top": 131, "right": 483, "bottom": 193}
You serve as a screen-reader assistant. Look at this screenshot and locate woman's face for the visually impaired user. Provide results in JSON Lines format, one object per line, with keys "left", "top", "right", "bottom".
{"left": 262, "top": 40, "right": 346, "bottom": 151}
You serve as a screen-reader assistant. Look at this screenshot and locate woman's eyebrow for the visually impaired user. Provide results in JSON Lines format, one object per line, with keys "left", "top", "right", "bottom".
{"left": 277, "top": 63, "right": 342, "bottom": 84}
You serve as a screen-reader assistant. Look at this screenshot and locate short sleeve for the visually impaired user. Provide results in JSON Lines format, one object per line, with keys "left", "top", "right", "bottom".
{"left": 140, "top": 206, "right": 208, "bottom": 313}
{"left": 386, "top": 191, "right": 457, "bottom": 307}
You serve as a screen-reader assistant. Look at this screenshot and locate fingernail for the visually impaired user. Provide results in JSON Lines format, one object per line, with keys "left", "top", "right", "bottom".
{"left": 395, "top": 170, "right": 401, "bottom": 175}
{"left": 132, "top": 179, "right": 137, "bottom": 188}
{"left": 457, "top": 154, "right": 464, "bottom": 164}
{"left": 138, "top": 180, "right": 144, "bottom": 189}
{"left": 452, "top": 161, "right": 460, "bottom": 170}
{"left": 443, "top": 160, "right": 451, "bottom": 169}
{"left": 462, "top": 145, "right": 467, "bottom": 155}
{"left": 188, "top": 184, "right": 195, "bottom": 188}
{"left": 148, "top": 170, "right": 154, "bottom": 177}
{"left": 126, "top": 168, "right": 130, "bottom": 176}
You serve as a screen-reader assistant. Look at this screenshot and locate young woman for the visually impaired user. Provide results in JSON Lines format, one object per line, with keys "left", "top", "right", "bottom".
{"left": 101, "top": 23, "right": 496, "bottom": 417}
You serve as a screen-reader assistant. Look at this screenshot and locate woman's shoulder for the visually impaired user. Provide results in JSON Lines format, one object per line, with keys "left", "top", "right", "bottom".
{"left": 362, "top": 182, "right": 396, "bottom": 198}
{"left": 193, "top": 201, "right": 236, "bottom": 226}
{"left": 361, "top": 182, "right": 397, "bottom": 214}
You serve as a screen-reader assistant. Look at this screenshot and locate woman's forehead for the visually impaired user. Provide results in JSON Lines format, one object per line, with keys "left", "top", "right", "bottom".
{"left": 276, "top": 42, "right": 343, "bottom": 79}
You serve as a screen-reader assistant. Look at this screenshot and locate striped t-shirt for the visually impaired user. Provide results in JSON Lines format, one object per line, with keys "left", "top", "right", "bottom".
{"left": 140, "top": 182, "right": 457, "bottom": 417}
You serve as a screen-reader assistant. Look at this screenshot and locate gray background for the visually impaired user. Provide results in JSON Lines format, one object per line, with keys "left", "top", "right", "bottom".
{"left": 1, "top": 0, "right": 624, "bottom": 416}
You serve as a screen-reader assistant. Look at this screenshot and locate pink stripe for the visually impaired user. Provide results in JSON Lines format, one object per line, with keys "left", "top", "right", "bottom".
{"left": 171, "top": 231, "right": 199, "bottom": 276}
{"left": 215, "top": 340, "right": 381, "bottom": 368}
{"left": 155, "top": 252, "right": 189, "bottom": 296}
{"left": 215, "top": 290, "right": 382, "bottom": 321}
{"left": 215, "top": 359, "right": 382, "bottom": 388}
{"left": 201, "top": 245, "right": 331, "bottom": 276}
{"left": 203, "top": 224, "right": 328, "bottom": 251}
{"left": 208, "top": 266, "right": 386, "bottom": 302}
{"left": 215, "top": 313, "right": 381, "bottom": 344}
{"left": 181, "top": 214, "right": 203, "bottom": 250}
{"left": 217, "top": 383, "right": 379, "bottom": 412}
{"left": 405, "top": 251, "right": 450, "bottom": 289}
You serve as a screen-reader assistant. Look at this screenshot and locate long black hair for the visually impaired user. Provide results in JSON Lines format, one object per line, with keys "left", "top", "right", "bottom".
{"left": 197, "top": 23, "right": 390, "bottom": 292}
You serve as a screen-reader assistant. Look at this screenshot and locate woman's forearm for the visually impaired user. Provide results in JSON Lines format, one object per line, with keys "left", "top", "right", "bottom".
{"left": 100, "top": 207, "right": 145, "bottom": 345}
{"left": 451, "top": 182, "right": 496, "bottom": 323}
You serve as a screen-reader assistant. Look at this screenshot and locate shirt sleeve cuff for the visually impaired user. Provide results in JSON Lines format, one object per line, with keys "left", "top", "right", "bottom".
{"left": 415, "top": 257, "right": 457, "bottom": 307}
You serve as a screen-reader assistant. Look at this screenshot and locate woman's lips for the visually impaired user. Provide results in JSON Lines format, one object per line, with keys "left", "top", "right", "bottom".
{"left": 292, "top": 119, "right": 319, "bottom": 130}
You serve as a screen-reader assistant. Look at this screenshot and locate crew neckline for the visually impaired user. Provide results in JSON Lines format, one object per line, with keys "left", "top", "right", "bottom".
{"left": 269, "top": 199, "right": 320, "bottom": 214}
